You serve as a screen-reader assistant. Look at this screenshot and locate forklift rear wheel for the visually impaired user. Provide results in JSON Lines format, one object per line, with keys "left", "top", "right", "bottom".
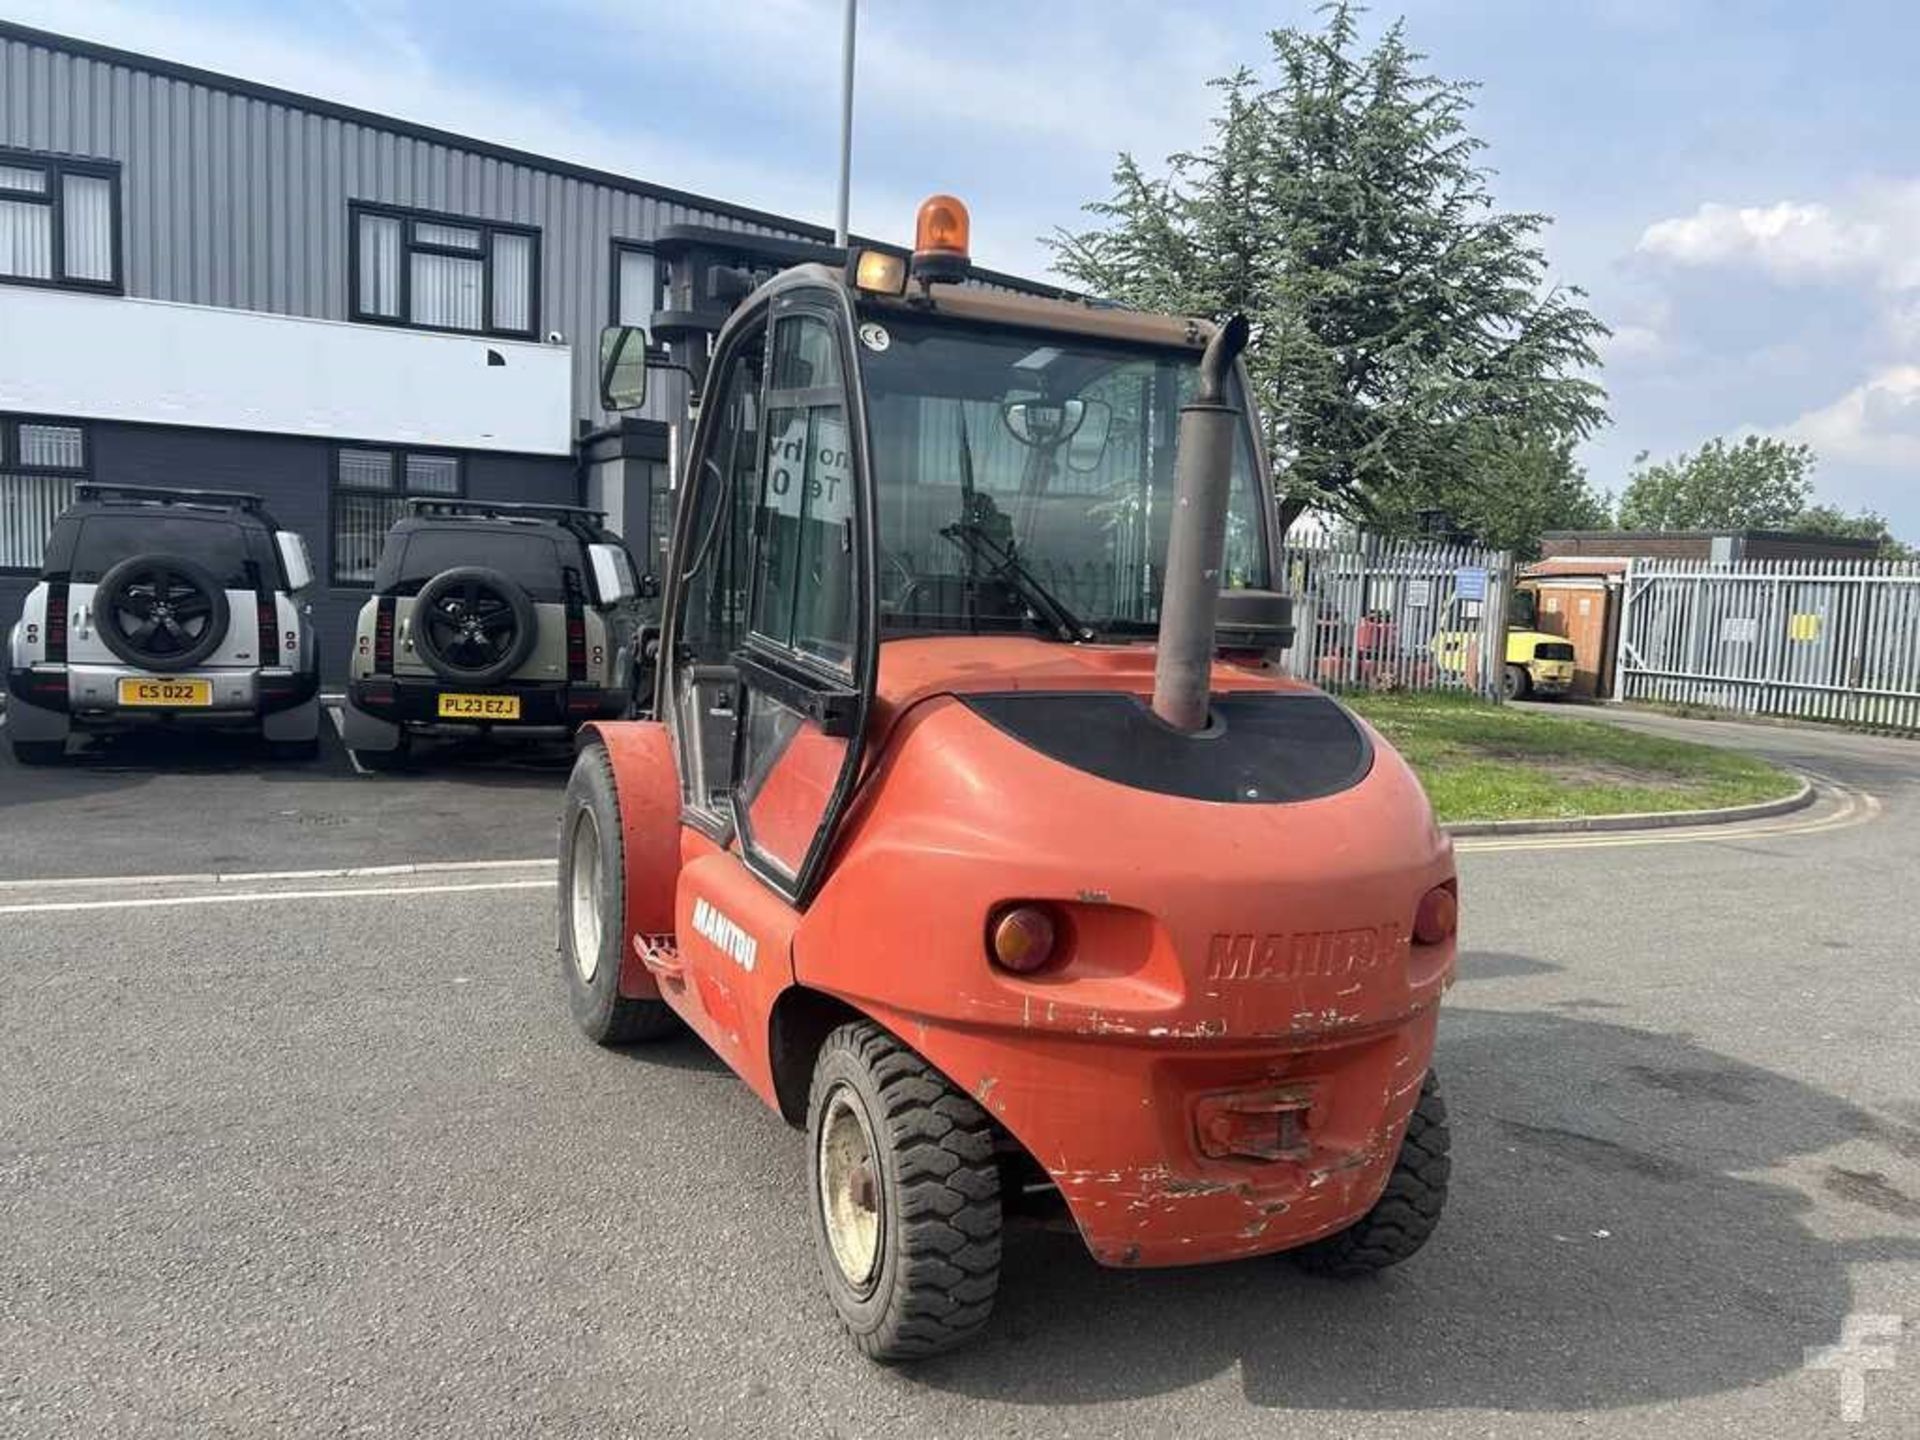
{"left": 806, "top": 1022, "right": 1002, "bottom": 1361}
{"left": 1291, "top": 1070, "right": 1451, "bottom": 1277}
{"left": 559, "top": 744, "right": 679, "bottom": 1045}
{"left": 1502, "top": 664, "right": 1531, "bottom": 701}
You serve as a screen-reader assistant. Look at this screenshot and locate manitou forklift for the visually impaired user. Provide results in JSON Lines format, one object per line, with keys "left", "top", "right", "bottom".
{"left": 559, "top": 197, "right": 1458, "bottom": 1360}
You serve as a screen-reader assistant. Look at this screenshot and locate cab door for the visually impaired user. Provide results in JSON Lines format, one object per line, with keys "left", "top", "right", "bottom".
{"left": 658, "top": 286, "right": 873, "bottom": 905}
{"left": 728, "top": 295, "right": 872, "bottom": 903}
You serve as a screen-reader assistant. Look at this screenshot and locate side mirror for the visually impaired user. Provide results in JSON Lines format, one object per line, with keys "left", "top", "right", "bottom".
{"left": 587, "top": 542, "right": 639, "bottom": 604}
{"left": 598, "top": 324, "right": 649, "bottom": 412}
{"left": 275, "top": 531, "right": 314, "bottom": 593}
{"left": 1067, "top": 399, "right": 1114, "bottom": 473}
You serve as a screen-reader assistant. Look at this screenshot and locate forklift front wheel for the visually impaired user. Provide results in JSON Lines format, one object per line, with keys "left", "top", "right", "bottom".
{"left": 1502, "top": 664, "right": 1531, "bottom": 701}
{"left": 806, "top": 1022, "right": 1002, "bottom": 1361}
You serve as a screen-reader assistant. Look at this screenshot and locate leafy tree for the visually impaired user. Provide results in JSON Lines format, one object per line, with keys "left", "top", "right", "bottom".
{"left": 1615, "top": 436, "right": 1913, "bottom": 556}
{"left": 1616, "top": 436, "right": 1814, "bottom": 530}
{"left": 1372, "top": 435, "right": 1612, "bottom": 558}
{"left": 1789, "top": 503, "right": 1913, "bottom": 559}
{"left": 1047, "top": 3, "right": 1609, "bottom": 539}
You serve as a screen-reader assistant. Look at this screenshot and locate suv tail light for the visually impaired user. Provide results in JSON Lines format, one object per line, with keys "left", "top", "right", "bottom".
{"left": 563, "top": 570, "right": 588, "bottom": 683}
{"left": 256, "top": 598, "right": 279, "bottom": 665}
{"left": 373, "top": 596, "right": 395, "bottom": 673}
{"left": 45, "top": 582, "right": 69, "bottom": 663}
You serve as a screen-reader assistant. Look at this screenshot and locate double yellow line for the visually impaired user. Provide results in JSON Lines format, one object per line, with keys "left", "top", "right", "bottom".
{"left": 1454, "top": 779, "right": 1880, "bottom": 855}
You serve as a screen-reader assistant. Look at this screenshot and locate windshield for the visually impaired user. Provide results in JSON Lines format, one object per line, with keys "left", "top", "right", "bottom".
{"left": 859, "top": 313, "right": 1270, "bottom": 638}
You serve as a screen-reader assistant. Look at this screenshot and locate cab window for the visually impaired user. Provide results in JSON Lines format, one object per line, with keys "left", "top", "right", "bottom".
{"left": 677, "top": 330, "right": 767, "bottom": 665}
{"left": 747, "top": 311, "right": 855, "bottom": 672}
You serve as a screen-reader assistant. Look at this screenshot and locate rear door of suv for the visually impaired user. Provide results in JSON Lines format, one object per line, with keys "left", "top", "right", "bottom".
{"left": 388, "top": 527, "right": 572, "bottom": 684}
{"left": 63, "top": 512, "right": 278, "bottom": 676}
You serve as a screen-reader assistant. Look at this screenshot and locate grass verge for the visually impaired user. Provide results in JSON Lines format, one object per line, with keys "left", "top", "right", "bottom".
{"left": 1343, "top": 691, "right": 1800, "bottom": 824}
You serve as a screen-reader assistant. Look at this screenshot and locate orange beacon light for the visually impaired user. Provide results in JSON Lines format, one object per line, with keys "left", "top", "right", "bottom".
{"left": 911, "top": 194, "right": 971, "bottom": 283}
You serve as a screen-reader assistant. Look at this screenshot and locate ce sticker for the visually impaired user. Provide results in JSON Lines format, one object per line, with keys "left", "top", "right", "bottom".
{"left": 858, "top": 322, "right": 891, "bottom": 353}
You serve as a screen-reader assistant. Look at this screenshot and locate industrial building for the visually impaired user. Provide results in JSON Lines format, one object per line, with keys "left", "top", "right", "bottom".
{"left": 0, "top": 19, "right": 1048, "bottom": 676}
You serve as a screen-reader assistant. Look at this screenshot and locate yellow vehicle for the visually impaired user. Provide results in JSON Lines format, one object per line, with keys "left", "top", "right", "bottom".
{"left": 1432, "top": 590, "right": 1576, "bottom": 700}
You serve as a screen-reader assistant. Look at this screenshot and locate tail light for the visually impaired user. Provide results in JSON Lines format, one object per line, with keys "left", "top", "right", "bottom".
{"left": 988, "top": 904, "right": 1061, "bottom": 974}
{"left": 1413, "top": 883, "right": 1458, "bottom": 946}
{"left": 563, "top": 572, "right": 588, "bottom": 683}
{"left": 373, "top": 597, "right": 395, "bottom": 673}
{"left": 45, "top": 583, "right": 68, "bottom": 662}
{"left": 257, "top": 599, "right": 279, "bottom": 665}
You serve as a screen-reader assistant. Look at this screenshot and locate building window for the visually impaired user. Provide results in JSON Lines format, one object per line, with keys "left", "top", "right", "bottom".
{"left": 350, "top": 203, "right": 540, "bottom": 339}
{"left": 0, "top": 418, "right": 87, "bottom": 572}
{"left": 612, "top": 241, "right": 663, "bottom": 328}
{"left": 330, "top": 446, "right": 464, "bottom": 585}
{"left": 0, "top": 148, "right": 121, "bottom": 293}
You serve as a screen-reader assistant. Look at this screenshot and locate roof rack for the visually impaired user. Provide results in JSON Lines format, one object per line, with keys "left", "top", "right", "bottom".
{"left": 404, "top": 498, "right": 609, "bottom": 538}
{"left": 74, "top": 482, "right": 269, "bottom": 514}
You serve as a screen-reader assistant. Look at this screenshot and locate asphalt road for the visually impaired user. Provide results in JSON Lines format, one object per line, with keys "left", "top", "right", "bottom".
{"left": 0, "top": 705, "right": 568, "bottom": 880}
{"left": 3, "top": 712, "right": 1919, "bottom": 1437}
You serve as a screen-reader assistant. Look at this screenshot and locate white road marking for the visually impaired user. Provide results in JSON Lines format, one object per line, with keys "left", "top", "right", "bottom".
{"left": 0, "top": 857, "right": 555, "bottom": 893}
{"left": 0, "top": 878, "right": 555, "bottom": 916}
{"left": 327, "top": 704, "right": 371, "bottom": 775}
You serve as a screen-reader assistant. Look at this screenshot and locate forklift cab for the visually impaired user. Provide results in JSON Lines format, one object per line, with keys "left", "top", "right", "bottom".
{"left": 602, "top": 260, "right": 1279, "bottom": 906}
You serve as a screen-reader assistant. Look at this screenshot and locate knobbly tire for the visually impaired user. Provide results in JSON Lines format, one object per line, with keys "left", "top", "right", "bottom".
{"left": 559, "top": 744, "right": 678, "bottom": 1045}
{"left": 806, "top": 1022, "right": 1002, "bottom": 1361}
{"left": 1501, "top": 664, "right": 1530, "bottom": 701}
{"left": 1291, "top": 1070, "right": 1451, "bottom": 1277}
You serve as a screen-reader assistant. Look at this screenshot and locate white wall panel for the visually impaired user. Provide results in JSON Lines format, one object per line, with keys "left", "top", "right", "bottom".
{"left": 0, "top": 285, "right": 573, "bottom": 454}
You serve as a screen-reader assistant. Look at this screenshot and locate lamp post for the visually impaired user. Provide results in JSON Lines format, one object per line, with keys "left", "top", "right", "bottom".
{"left": 835, "top": 0, "right": 857, "bottom": 248}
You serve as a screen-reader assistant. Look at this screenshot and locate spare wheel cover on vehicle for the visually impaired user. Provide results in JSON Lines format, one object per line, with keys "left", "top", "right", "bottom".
{"left": 413, "top": 566, "right": 539, "bottom": 687}
{"left": 94, "top": 553, "right": 232, "bottom": 672}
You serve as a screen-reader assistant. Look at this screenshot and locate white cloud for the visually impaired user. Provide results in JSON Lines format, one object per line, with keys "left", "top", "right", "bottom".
{"left": 1636, "top": 200, "right": 1883, "bottom": 280}
{"left": 1784, "top": 365, "right": 1920, "bottom": 469}
{"left": 1635, "top": 183, "right": 1920, "bottom": 295}
{"left": 1597, "top": 323, "right": 1665, "bottom": 364}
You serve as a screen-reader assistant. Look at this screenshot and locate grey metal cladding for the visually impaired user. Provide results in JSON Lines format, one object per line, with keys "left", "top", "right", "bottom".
{"left": 0, "top": 24, "right": 807, "bottom": 430}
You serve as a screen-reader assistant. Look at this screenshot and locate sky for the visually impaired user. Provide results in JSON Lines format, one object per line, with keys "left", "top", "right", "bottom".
{"left": 9, "top": 0, "right": 1920, "bottom": 539}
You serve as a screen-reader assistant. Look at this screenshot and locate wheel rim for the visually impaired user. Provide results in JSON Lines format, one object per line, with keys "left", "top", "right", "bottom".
{"left": 110, "top": 565, "right": 215, "bottom": 661}
{"left": 818, "top": 1085, "right": 884, "bottom": 1291}
{"left": 424, "top": 579, "right": 518, "bottom": 672}
{"left": 568, "top": 809, "right": 603, "bottom": 982}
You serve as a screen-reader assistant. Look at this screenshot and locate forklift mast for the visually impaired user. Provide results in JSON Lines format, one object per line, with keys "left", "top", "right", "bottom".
{"left": 650, "top": 226, "right": 852, "bottom": 394}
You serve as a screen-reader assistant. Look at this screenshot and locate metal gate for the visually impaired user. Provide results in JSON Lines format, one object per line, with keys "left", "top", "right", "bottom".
{"left": 1617, "top": 557, "right": 1920, "bottom": 731}
{"left": 1278, "top": 533, "right": 1513, "bottom": 699}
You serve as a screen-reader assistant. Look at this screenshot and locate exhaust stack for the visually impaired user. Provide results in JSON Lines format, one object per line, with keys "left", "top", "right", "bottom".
{"left": 1151, "top": 314, "right": 1251, "bottom": 733}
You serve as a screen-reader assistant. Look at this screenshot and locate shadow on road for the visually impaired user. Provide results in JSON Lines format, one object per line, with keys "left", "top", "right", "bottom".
{"left": 907, "top": 1004, "right": 1920, "bottom": 1412}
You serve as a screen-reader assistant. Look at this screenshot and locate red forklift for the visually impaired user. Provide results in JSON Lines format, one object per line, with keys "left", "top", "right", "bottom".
{"left": 559, "top": 197, "right": 1458, "bottom": 1360}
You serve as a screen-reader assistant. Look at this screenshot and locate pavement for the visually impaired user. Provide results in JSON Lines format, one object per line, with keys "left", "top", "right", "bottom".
{"left": 3, "top": 710, "right": 1919, "bottom": 1437}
